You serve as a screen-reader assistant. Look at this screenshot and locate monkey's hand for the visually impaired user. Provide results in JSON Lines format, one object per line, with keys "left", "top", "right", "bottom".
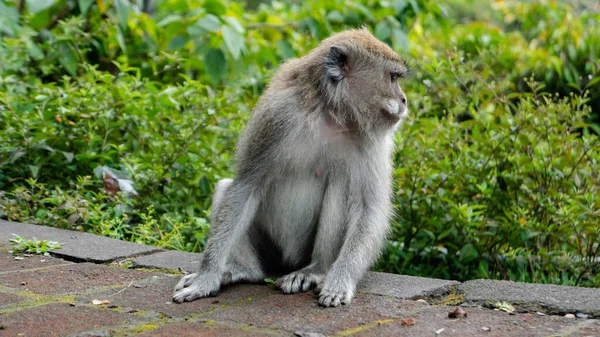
{"left": 277, "top": 269, "right": 324, "bottom": 294}
{"left": 172, "top": 272, "right": 221, "bottom": 303}
{"left": 317, "top": 274, "right": 354, "bottom": 307}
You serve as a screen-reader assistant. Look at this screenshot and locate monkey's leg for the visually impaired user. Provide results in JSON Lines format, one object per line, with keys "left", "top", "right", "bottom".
{"left": 221, "top": 234, "right": 265, "bottom": 286}
{"left": 277, "top": 178, "right": 346, "bottom": 294}
{"left": 318, "top": 179, "right": 389, "bottom": 307}
{"left": 173, "top": 178, "right": 260, "bottom": 303}
{"left": 175, "top": 234, "right": 264, "bottom": 289}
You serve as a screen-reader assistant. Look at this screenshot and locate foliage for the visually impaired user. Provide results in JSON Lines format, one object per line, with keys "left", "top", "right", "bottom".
{"left": 0, "top": 0, "right": 599, "bottom": 286}
{"left": 9, "top": 234, "right": 62, "bottom": 255}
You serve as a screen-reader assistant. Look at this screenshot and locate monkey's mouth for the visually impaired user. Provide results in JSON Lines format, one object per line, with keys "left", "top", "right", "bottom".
{"left": 380, "top": 108, "right": 402, "bottom": 123}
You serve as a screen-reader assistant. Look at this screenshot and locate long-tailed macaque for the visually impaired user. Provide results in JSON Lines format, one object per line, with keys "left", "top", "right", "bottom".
{"left": 173, "top": 28, "right": 409, "bottom": 307}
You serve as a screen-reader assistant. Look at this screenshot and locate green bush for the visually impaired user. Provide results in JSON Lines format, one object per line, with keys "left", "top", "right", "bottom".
{"left": 0, "top": 0, "right": 598, "bottom": 286}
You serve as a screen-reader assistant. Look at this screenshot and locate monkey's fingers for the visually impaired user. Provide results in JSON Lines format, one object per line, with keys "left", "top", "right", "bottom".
{"left": 278, "top": 272, "right": 322, "bottom": 294}
{"left": 313, "top": 282, "right": 324, "bottom": 294}
{"left": 301, "top": 277, "right": 316, "bottom": 292}
{"left": 174, "top": 273, "right": 197, "bottom": 292}
{"left": 172, "top": 286, "right": 219, "bottom": 303}
{"left": 318, "top": 288, "right": 352, "bottom": 307}
{"left": 172, "top": 272, "right": 221, "bottom": 303}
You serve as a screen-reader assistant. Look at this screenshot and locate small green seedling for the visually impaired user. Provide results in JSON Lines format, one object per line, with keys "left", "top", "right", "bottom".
{"left": 263, "top": 278, "right": 277, "bottom": 286}
{"left": 493, "top": 301, "right": 516, "bottom": 313}
{"left": 9, "top": 234, "right": 62, "bottom": 255}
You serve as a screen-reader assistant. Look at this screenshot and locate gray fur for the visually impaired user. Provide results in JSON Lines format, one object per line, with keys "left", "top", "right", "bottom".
{"left": 173, "top": 28, "right": 409, "bottom": 307}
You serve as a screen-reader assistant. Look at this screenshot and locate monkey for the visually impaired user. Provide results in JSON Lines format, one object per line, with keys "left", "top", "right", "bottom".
{"left": 173, "top": 28, "right": 409, "bottom": 307}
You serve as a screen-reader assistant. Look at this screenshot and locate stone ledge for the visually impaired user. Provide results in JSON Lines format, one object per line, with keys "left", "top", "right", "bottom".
{"left": 133, "top": 250, "right": 200, "bottom": 273}
{"left": 2, "top": 220, "right": 599, "bottom": 319}
{"left": 459, "top": 279, "right": 600, "bottom": 316}
{"left": 133, "top": 250, "right": 460, "bottom": 300}
{"left": 0, "top": 220, "right": 162, "bottom": 263}
{"left": 357, "top": 271, "right": 459, "bottom": 300}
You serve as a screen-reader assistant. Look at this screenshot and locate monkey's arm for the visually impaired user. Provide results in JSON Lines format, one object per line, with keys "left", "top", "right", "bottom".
{"left": 277, "top": 175, "right": 347, "bottom": 294}
{"left": 173, "top": 102, "right": 286, "bottom": 303}
{"left": 172, "top": 180, "right": 260, "bottom": 302}
{"left": 318, "top": 169, "right": 391, "bottom": 307}
{"left": 202, "top": 181, "right": 260, "bottom": 272}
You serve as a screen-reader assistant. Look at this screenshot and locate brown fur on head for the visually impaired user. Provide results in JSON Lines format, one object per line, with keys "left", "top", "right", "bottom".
{"left": 269, "top": 28, "right": 409, "bottom": 133}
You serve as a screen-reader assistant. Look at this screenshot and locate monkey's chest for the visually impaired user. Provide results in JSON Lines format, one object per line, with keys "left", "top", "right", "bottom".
{"left": 255, "top": 174, "right": 327, "bottom": 266}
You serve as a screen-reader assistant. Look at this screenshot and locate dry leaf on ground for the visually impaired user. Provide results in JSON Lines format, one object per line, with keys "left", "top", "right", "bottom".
{"left": 400, "top": 317, "right": 416, "bottom": 326}
{"left": 448, "top": 307, "right": 467, "bottom": 319}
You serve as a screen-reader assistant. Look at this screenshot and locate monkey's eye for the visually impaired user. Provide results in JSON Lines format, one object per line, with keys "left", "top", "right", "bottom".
{"left": 391, "top": 72, "right": 401, "bottom": 82}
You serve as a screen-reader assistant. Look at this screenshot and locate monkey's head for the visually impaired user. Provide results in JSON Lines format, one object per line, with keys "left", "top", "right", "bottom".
{"left": 277, "top": 28, "right": 409, "bottom": 134}
{"left": 319, "top": 28, "right": 409, "bottom": 132}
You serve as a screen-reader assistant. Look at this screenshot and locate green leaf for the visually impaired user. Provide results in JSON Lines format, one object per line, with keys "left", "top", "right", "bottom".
{"left": 326, "top": 10, "right": 344, "bottom": 23}
{"left": 28, "top": 165, "right": 40, "bottom": 178}
{"left": 27, "top": 41, "right": 45, "bottom": 61}
{"left": 205, "top": 48, "right": 226, "bottom": 84}
{"left": 35, "top": 209, "right": 47, "bottom": 219}
{"left": 585, "top": 76, "right": 600, "bottom": 89}
{"left": 392, "top": 28, "right": 409, "bottom": 51}
{"left": 114, "top": 0, "right": 129, "bottom": 31}
{"left": 221, "top": 25, "right": 244, "bottom": 60}
{"left": 27, "top": 0, "right": 55, "bottom": 15}
{"left": 276, "top": 40, "right": 294, "bottom": 60}
{"left": 350, "top": 3, "right": 374, "bottom": 20}
{"left": 167, "top": 36, "right": 187, "bottom": 51}
{"left": 29, "top": 10, "right": 52, "bottom": 30}
{"left": 478, "top": 260, "right": 489, "bottom": 278}
{"left": 204, "top": 0, "right": 226, "bottom": 16}
{"left": 78, "top": 0, "right": 94, "bottom": 16}
{"left": 115, "top": 25, "right": 127, "bottom": 53}
{"left": 459, "top": 243, "right": 479, "bottom": 263}
{"left": 57, "top": 41, "right": 78, "bottom": 76}
{"left": 190, "top": 14, "right": 221, "bottom": 34}
{"left": 61, "top": 151, "right": 74, "bottom": 163}
{"left": 0, "top": 2, "right": 20, "bottom": 35}
{"left": 222, "top": 16, "right": 244, "bottom": 33}
{"left": 393, "top": 0, "right": 409, "bottom": 13}
{"left": 375, "top": 21, "right": 392, "bottom": 41}
{"left": 9, "top": 151, "right": 25, "bottom": 164}
{"left": 158, "top": 14, "right": 183, "bottom": 27}
{"left": 408, "top": 0, "right": 421, "bottom": 12}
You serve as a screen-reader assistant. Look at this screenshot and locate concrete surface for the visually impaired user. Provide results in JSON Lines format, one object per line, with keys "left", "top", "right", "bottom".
{"left": 460, "top": 279, "right": 600, "bottom": 316}
{"left": 357, "top": 271, "right": 460, "bottom": 299}
{"left": 132, "top": 249, "right": 200, "bottom": 273}
{"left": 1, "top": 220, "right": 599, "bottom": 336}
{"left": 0, "top": 220, "right": 162, "bottom": 263}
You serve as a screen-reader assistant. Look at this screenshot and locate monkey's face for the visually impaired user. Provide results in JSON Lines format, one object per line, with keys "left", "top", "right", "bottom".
{"left": 341, "top": 51, "right": 409, "bottom": 130}
{"left": 322, "top": 31, "right": 409, "bottom": 132}
{"left": 377, "top": 69, "right": 409, "bottom": 125}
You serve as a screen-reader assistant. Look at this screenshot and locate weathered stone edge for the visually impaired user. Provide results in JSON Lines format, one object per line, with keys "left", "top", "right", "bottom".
{"left": 0, "top": 219, "right": 163, "bottom": 263}
{"left": 2, "top": 220, "right": 599, "bottom": 317}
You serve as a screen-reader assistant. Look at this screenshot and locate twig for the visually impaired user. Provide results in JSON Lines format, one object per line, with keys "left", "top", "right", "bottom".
{"left": 564, "top": 138, "right": 599, "bottom": 182}
{"left": 108, "top": 280, "right": 134, "bottom": 297}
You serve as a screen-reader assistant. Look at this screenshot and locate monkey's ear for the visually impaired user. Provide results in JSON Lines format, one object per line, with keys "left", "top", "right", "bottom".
{"left": 325, "top": 45, "right": 349, "bottom": 81}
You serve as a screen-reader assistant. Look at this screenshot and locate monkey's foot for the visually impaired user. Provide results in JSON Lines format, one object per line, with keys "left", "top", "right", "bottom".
{"left": 277, "top": 271, "right": 324, "bottom": 294}
{"left": 172, "top": 272, "right": 221, "bottom": 303}
{"left": 317, "top": 279, "right": 354, "bottom": 307}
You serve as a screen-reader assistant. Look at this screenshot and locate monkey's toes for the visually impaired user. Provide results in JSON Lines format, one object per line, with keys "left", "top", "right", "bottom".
{"left": 172, "top": 285, "right": 220, "bottom": 303}
{"left": 318, "top": 290, "right": 352, "bottom": 307}
{"left": 172, "top": 273, "right": 221, "bottom": 303}
{"left": 174, "top": 273, "right": 197, "bottom": 292}
{"left": 277, "top": 272, "right": 322, "bottom": 294}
